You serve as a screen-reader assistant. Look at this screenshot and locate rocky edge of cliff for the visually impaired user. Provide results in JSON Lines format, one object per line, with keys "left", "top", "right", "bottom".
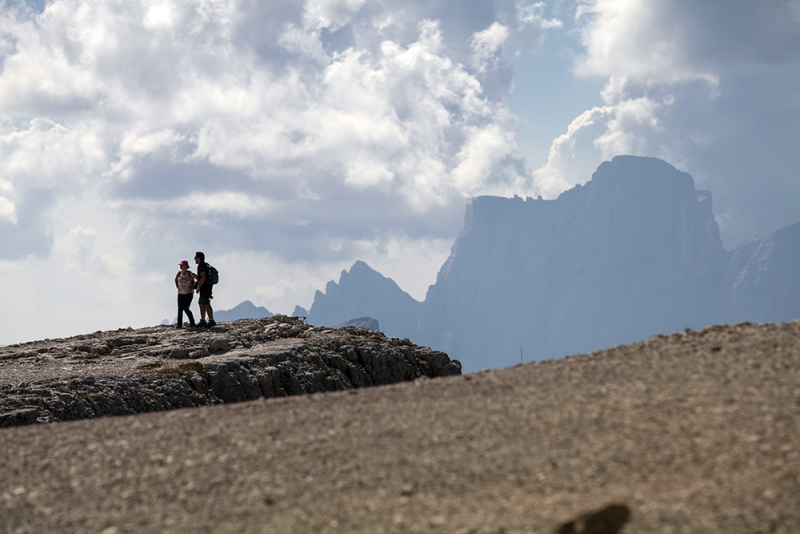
{"left": 0, "top": 315, "right": 461, "bottom": 427}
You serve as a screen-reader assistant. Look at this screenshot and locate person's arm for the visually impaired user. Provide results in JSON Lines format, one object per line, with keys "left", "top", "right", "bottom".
{"left": 196, "top": 271, "right": 206, "bottom": 292}
{"left": 175, "top": 272, "right": 180, "bottom": 289}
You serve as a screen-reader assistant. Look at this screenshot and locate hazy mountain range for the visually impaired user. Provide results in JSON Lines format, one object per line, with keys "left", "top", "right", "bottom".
{"left": 221, "top": 156, "right": 800, "bottom": 372}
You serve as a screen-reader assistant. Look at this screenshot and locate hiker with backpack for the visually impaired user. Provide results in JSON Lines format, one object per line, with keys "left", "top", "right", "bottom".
{"left": 174, "top": 260, "right": 197, "bottom": 328}
{"left": 194, "top": 251, "right": 217, "bottom": 327}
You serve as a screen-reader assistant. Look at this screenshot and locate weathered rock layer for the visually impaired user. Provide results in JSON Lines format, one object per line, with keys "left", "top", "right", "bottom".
{"left": 0, "top": 316, "right": 461, "bottom": 427}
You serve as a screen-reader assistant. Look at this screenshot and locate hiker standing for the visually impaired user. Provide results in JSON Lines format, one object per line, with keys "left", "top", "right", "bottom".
{"left": 174, "top": 260, "right": 197, "bottom": 328}
{"left": 194, "top": 251, "right": 216, "bottom": 327}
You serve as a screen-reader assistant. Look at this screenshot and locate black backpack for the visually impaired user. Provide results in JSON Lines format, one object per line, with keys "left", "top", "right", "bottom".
{"left": 206, "top": 265, "right": 219, "bottom": 285}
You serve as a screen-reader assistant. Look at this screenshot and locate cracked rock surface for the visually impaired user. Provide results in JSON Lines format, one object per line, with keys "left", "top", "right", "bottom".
{"left": 0, "top": 315, "right": 461, "bottom": 426}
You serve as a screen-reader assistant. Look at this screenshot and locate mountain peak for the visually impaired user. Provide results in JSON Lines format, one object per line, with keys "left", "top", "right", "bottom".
{"left": 420, "top": 156, "right": 730, "bottom": 370}
{"left": 306, "top": 261, "right": 421, "bottom": 335}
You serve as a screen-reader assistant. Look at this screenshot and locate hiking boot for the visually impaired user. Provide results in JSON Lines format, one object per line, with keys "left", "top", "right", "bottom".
{"left": 197, "top": 319, "right": 207, "bottom": 328}
{"left": 208, "top": 319, "right": 216, "bottom": 327}
{"left": 188, "top": 321, "right": 196, "bottom": 328}
{"left": 175, "top": 323, "right": 183, "bottom": 329}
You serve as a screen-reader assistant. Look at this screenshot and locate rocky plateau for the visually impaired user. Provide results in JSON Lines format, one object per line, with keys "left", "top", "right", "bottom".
{"left": 0, "top": 315, "right": 461, "bottom": 427}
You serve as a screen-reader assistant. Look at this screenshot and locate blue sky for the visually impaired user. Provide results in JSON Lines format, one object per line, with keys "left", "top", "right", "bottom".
{"left": 1, "top": 0, "right": 799, "bottom": 344}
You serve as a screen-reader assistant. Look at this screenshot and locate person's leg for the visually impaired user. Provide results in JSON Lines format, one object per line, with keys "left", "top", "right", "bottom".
{"left": 185, "top": 294, "right": 195, "bottom": 326}
{"left": 199, "top": 288, "right": 214, "bottom": 326}
{"left": 177, "top": 294, "right": 184, "bottom": 328}
{"left": 205, "top": 288, "right": 215, "bottom": 326}
{"left": 197, "top": 292, "right": 209, "bottom": 325}
{"left": 179, "top": 294, "right": 194, "bottom": 327}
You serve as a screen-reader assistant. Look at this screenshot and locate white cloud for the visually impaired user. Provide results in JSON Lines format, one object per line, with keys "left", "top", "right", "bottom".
{"left": 303, "top": 0, "right": 366, "bottom": 31}
{"left": 517, "top": 1, "right": 562, "bottom": 30}
{"left": 167, "top": 191, "right": 278, "bottom": 218}
{"left": 531, "top": 0, "right": 800, "bottom": 247}
{"left": 0, "top": 5, "right": 521, "bottom": 226}
{"left": 1, "top": 0, "right": 566, "bottom": 343}
{"left": 0, "top": 197, "right": 15, "bottom": 223}
{"left": 451, "top": 122, "right": 518, "bottom": 193}
{"left": 143, "top": 1, "right": 178, "bottom": 30}
{"left": 471, "top": 22, "right": 510, "bottom": 74}
{"left": 576, "top": 0, "right": 800, "bottom": 84}
{"left": 532, "top": 105, "right": 611, "bottom": 196}
{"left": 0, "top": 117, "right": 107, "bottom": 189}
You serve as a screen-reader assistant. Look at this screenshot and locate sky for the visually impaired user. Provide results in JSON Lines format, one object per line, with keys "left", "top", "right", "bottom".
{"left": 1, "top": 0, "right": 799, "bottom": 345}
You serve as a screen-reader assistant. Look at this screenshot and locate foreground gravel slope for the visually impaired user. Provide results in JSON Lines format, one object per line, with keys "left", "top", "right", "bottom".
{"left": 1, "top": 321, "right": 799, "bottom": 533}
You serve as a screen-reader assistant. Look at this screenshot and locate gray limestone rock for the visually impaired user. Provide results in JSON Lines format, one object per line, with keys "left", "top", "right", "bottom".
{"left": 0, "top": 316, "right": 460, "bottom": 427}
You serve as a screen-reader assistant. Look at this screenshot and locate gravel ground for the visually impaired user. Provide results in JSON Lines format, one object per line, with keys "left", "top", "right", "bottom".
{"left": 1, "top": 321, "right": 799, "bottom": 533}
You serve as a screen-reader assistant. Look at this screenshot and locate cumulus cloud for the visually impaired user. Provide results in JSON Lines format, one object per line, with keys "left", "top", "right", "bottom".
{"left": 0, "top": 1, "right": 548, "bottom": 247}
{"left": 517, "top": 1, "right": 562, "bottom": 30}
{"left": 471, "top": 22, "right": 510, "bottom": 74}
{"left": 534, "top": 0, "right": 800, "bottom": 245}
{"left": 0, "top": 0, "right": 563, "bottom": 343}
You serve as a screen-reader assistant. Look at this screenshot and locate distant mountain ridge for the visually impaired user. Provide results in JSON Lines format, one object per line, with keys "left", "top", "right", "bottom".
{"left": 724, "top": 219, "right": 800, "bottom": 324}
{"left": 298, "top": 156, "right": 800, "bottom": 372}
{"left": 305, "top": 261, "right": 421, "bottom": 337}
{"left": 213, "top": 300, "right": 273, "bottom": 322}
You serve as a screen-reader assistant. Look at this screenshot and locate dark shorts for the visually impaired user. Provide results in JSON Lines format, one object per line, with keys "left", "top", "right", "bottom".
{"left": 198, "top": 285, "right": 213, "bottom": 305}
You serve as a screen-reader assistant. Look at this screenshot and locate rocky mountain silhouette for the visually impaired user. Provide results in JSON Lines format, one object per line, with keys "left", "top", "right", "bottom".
{"left": 302, "top": 156, "right": 800, "bottom": 372}
{"left": 305, "top": 260, "right": 421, "bottom": 338}
{"left": 724, "top": 219, "right": 800, "bottom": 324}
{"left": 213, "top": 300, "right": 273, "bottom": 322}
{"left": 420, "top": 155, "right": 732, "bottom": 370}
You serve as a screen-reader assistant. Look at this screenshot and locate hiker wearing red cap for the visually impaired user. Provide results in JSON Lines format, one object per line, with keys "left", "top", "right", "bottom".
{"left": 174, "top": 260, "right": 197, "bottom": 328}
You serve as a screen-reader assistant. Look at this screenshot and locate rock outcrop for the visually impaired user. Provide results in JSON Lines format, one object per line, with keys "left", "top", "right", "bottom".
{"left": 0, "top": 316, "right": 461, "bottom": 427}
